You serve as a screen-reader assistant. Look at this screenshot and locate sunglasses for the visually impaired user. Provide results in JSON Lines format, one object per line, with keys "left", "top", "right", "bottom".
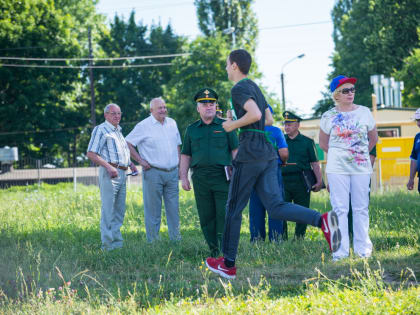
{"left": 339, "top": 87, "right": 356, "bottom": 94}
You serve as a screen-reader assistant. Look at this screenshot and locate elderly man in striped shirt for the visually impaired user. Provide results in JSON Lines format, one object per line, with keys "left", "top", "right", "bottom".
{"left": 87, "top": 103, "right": 138, "bottom": 251}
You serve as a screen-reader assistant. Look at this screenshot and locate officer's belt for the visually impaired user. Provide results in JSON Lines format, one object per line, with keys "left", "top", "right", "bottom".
{"left": 151, "top": 165, "right": 178, "bottom": 172}
{"left": 282, "top": 171, "right": 301, "bottom": 176}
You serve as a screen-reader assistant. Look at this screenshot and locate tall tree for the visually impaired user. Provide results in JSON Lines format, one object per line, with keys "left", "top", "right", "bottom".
{"left": 194, "top": 0, "right": 258, "bottom": 52}
{"left": 164, "top": 32, "right": 272, "bottom": 135}
{"left": 313, "top": 0, "right": 420, "bottom": 116}
{"left": 96, "top": 12, "right": 184, "bottom": 133}
{"left": 0, "top": 0, "right": 103, "bottom": 164}
{"left": 165, "top": 34, "right": 232, "bottom": 135}
{"left": 394, "top": 29, "right": 420, "bottom": 108}
{"left": 312, "top": 92, "right": 335, "bottom": 118}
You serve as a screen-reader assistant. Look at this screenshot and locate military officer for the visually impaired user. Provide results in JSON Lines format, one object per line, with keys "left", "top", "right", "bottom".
{"left": 179, "top": 88, "right": 239, "bottom": 256}
{"left": 281, "top": 111, "right": 323, "bottom": 240}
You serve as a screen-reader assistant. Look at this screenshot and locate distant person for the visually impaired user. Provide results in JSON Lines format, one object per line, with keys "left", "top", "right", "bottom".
{"left": 216, "top": 104, "right": 224, "bottom": 119}
{"left": 205, "top": 49, "right": 341, "bottom": 280}
{"left": 407, "top": 108, "right": 420, "bottom": 193}
{"left": 248, "top": 104, "right": 288, "bottom": 242}
{"left": 179, "top": 88, "right": 238, "bottom": 256}
{"left": 126, "top": 97, "right": 182, "bottom": 242}
{"left": 281, "top": 111, "right": 323, "bottom": 240}
{"left": 319, "top": 75, "right": 378, "bottom": 261}
{"left": 87, "top": 103, "right": 138, "bottom": 251}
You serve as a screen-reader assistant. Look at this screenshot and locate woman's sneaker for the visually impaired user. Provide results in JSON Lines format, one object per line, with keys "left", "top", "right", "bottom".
{"left": 321, "top": 211, "right": 341, "bottom": 253}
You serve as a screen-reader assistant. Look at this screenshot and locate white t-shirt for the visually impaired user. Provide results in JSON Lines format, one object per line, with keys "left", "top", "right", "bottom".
{"left": 320, "top": 105, "right": 375, "bottom": 174}
{"left": 125, "top": 115, "right": 182, "bottom": 169}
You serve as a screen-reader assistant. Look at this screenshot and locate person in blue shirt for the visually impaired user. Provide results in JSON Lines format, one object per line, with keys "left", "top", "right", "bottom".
{"left": 407, "top": 108, "right": 420, "bottom": 193}
{"left": 248, "top": 105, "right": 289, "bottom": 242}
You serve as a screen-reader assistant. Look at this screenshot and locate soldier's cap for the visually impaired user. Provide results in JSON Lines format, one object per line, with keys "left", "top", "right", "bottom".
{"left": 282, "top": 111, "right": 302, "bottom": 122}
{"left": 194, "top": 88, "right": 218, "bottom": 103}
{"left": 330, "top": 75, "right": 357, "bottom": 92}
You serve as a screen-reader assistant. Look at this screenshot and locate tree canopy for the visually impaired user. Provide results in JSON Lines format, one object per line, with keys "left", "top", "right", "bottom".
{"left": 165, "top": 34, "right": 232, "bottom": 134}
{"left": 96, "top": 12, "right": 184, "bottom": 133}
{"left": 394, "top": 29, "right": 420, "bottom": 108}
{"left": 0, "top": 0, "right": 102, "bottom": 164}
{"left": 194, "top": 0, "right": 258, "bottom": 52}
{"left": 313, "top": 0, "right": 420, "bottom": 116}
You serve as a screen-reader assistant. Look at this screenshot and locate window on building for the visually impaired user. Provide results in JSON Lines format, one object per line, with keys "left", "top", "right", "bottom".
{"left": 377, "top": 127, "right": 400, "bottom": 137}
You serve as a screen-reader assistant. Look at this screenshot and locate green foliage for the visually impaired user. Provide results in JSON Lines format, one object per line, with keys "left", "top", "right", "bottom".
{"left": 165, "top": 34, "right": 233, "bottom": 134}
{"left": 0, "top": 185, "right": 419, "bottom": 313}
{"left": 394, "top": 33, "right": 420, "bottom": 108}
{"left": 165, "top": 32, "right": 274, "bottom": 136}
{"left": 96, "top": 12, "right": 185, "bottom": 133}
{"left": 194, "top": 0, "right": 258, "bottom": 52}
{"left": 316, "top": 0, "right": 420, "bottom": 115}
{"left": 312, "top": 91, "right": 335, "bottom": 117}
{"left": 0, "top": 0, "right": 104, "bottom": 163}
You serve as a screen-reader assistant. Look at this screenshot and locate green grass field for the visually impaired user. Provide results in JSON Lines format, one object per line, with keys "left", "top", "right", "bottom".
{"left": 0, "top": 183, "right": 419, "bottom": 314}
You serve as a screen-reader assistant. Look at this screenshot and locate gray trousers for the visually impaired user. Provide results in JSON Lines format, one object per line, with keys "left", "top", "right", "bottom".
{"left": 99, "top": 166, "right": 127, "bottom": 250}
{"left": 142, "top": 167, "right": 181, "bottom": 242}
{"left": 222, "top": 159, "right": 321, "bottom": 261}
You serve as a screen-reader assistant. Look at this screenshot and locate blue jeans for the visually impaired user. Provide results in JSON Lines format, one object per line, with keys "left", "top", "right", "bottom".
{"left": 249, "top": 166, "right": 284, "bottom": 242}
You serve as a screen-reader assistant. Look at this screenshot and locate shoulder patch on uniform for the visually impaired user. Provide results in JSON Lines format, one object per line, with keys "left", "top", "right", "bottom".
{"left": 188, "top": 119, "right": 201, "bottom": 127}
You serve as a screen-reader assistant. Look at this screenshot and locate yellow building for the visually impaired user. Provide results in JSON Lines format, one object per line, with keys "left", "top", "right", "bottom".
{"left": 298, "top": 107, "right": 418, "bottom": 143}
{"left": 297, "top": 107, "right": 419, "bottom": 189}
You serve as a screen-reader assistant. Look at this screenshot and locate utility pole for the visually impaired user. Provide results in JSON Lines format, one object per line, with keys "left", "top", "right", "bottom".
{"left": 280, "top": 73, "right": 285, "bottom": 113}
{"left": 280, "top": 54, "right": 305, "bottom": 112}
{"left": 88, "top": 27, "right": 96, "bottom": 128}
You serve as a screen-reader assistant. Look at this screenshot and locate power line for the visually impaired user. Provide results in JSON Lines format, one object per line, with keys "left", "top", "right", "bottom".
{"left": 0, "top": 121, "right": 141, "bottom": 136}
{"left": 0, "top": 52, "right": 190, "bottom": 62}
{"left": 98, "top": 1, "right": 192, "bottom": 13}
{"left": 0, "top": 46, "right": 46, "bottom": 51}
{"left": 0, "top": 127, "right": 83, "bottom": 136}
{"left": 0, "top": 63, "right": 172, "bottom": 69}
{"left": 260, "top": 20, "right": 331, "bottom": 31}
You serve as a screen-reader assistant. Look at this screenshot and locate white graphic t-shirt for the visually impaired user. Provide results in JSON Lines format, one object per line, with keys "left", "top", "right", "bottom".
{"left": 320, "top": 105, "right": 375, "bottom": 174}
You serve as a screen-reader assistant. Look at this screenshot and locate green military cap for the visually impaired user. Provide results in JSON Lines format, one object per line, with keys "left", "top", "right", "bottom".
{"left": 194, "top": 88, "right": 218, "bottom": 103}
{"left": 283, "top": 110, "right": 302, "bottom": 122}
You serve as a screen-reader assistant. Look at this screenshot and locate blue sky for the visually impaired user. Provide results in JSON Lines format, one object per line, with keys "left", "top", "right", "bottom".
{"left": 96, "top": 0, "right": 336, "bottom": 117}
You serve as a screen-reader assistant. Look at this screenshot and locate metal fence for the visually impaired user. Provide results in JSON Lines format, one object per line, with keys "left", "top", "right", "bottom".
{"left": 0, "top": 158, "right": 142, "bottom": 189}
{"left": 0, "top": 157, "right": 413, "bottom": 191}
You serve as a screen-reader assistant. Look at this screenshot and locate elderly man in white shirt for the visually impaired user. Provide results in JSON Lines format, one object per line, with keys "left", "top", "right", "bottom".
{"left": 126, "top": 97, "right": 182, "bottom": 242}
{"left": 87, "top": 103, "right": 138, "bottom": 251}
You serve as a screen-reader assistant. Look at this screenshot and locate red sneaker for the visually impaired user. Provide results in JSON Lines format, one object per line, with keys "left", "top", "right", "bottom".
{"left": 205, "top": 257, "right": 236, "bottom": 280}
{"left": 321, "top": 211, "right": 341, "bottom": 253}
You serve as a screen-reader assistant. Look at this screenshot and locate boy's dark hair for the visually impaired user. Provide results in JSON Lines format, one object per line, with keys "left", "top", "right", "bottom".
{"left": 229, "top": 49, "right": 252, "bottom": 75}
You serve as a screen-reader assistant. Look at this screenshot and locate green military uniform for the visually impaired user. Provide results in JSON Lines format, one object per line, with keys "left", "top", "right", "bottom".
{"left": 281, "top": 111, "right": 319, "bottom": 240}
{"left": 181, "top": 88, "right": 239, "bottom": 256}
